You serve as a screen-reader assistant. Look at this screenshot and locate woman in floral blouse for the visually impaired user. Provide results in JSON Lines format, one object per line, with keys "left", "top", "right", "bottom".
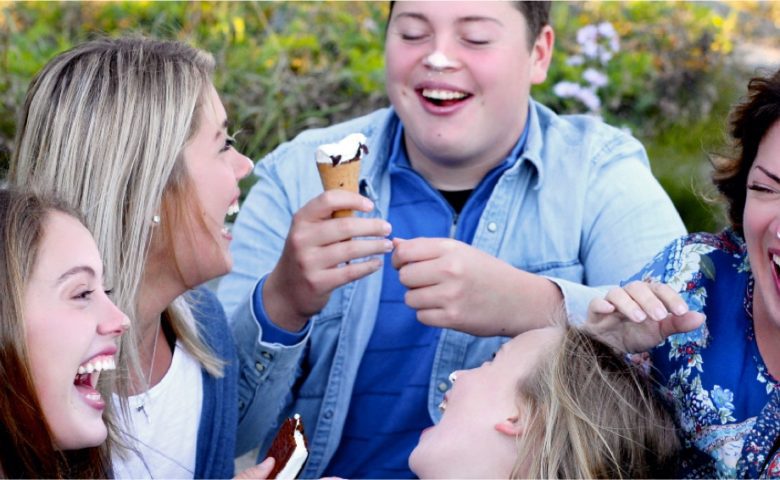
{"left": 588, "top": 67, "right": 780, "bottom": 478}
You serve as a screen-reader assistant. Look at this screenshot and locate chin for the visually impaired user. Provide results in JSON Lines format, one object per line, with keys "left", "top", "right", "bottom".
{"left": 54, "top": 423, "right": 107, "bottom": 450}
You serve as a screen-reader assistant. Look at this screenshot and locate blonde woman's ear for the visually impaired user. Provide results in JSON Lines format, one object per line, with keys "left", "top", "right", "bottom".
{"left": 494, "top": 415, "right": 523, "bottom": 437}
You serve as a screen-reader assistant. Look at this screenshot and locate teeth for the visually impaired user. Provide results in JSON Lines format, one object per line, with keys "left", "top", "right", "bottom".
{"left": 227, "top": 202, "right": 240, "bottom": 216}
{"left": 422, "top": 89, "right": 468, "bottom": 101}
{"left": 773, "top": 254, "right": 780, "bottom": 268}
{"left": 76, "top": 355, "right": 116, "bottom": 376}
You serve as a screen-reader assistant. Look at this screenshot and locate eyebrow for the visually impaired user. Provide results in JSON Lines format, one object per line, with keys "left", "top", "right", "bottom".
{"left": 393, "top": 12, "right": 503, "bottom": 27}
{"left": 756, "top": 165, "right": 780, "bottom": 184}
{"left": 213, "top": 119, "right": 229, "bottom": 142}
{"left": 56, "top": 266, "right": 96, "bottom": 285}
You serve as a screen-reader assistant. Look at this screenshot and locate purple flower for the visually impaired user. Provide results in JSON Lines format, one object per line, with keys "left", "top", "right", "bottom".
{"left": 566, "top": 54, "right": 585, "bottom": 66}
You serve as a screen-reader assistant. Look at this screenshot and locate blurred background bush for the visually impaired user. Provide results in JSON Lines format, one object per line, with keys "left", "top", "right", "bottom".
{"left": 1, "top": 1, "right": 778, "bottom": 232}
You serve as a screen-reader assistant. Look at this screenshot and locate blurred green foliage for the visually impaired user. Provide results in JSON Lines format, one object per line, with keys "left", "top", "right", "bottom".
{"left": 1, "top": 1, "right": 777, "bottom": 232}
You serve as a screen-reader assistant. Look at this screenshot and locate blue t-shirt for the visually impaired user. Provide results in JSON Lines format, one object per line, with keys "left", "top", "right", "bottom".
{"left": 323, "top": 122, "right": 528, "bottom": 478}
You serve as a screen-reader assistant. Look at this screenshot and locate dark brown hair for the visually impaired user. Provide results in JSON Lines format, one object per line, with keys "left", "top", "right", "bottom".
{"left": 712, "top": 67, "right": 780, "bottom": 233}
{"left": 388, "top": 1, "right": 551, "bottom": 49}
{"left": 0, "top": 188, "right": 111, "bottom": 478}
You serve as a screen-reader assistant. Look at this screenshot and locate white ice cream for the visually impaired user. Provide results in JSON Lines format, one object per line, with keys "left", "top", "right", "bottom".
{"left": 315, "top": 133, "right": 367, "bottom": 165}
{"left": 424, "top": 51, "right": 458, "bottom": 70}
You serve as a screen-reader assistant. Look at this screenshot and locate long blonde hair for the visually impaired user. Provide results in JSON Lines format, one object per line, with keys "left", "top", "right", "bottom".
{"left": 10, "top": 37, "right": 225, "bottom": 406}
{"left": 515, "top": 326, "right": 679, "bottom": 479}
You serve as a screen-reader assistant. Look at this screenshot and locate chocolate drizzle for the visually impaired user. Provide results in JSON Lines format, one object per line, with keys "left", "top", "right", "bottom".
{"left": 328, "top": 142, "right": 368, "bottom": 166}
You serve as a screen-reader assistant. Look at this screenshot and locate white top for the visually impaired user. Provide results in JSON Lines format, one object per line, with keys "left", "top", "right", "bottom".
{"left": 112, "top": 341, "right": 203, "bottom": 479}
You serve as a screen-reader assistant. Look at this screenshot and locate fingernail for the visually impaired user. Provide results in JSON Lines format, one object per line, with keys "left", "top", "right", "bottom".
{"left": 364, "top": 199, "right": 374, "bottom": 210}
{"left": 383, "top": 240, "right": 394, "bottom": 252}
{"left": 672, "top": 304, "right": 688, "bottom": 316}
{"left": 653, "top": 307, "right": 668, "bottom": 321}
{"left": 632, "top": 309, "right": 647, "bottom": 322}
{"left": 383, "top": 222, "right": 392, "bottom": 235}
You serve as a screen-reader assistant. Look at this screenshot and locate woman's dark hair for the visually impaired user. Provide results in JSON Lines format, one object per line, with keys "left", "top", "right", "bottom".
{"left": 0, "top": 188, "right": 111, "bottom": 478}
{"left": 713, "top": 68, "right": 780, "bottom": 233}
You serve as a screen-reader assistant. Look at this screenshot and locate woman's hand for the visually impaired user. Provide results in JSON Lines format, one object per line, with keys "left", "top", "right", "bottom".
{"left": 586, "top": 280, "right": 706, "bottom": 352}
{"left": 234, "top": 457, "right": 275, "bottom": 479}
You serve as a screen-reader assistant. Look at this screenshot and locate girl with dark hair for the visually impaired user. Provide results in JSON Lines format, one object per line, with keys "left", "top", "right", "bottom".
{"left": 0, "top": 189, "right": 128, "bottom": 478}
{"left": 588, "top": 67, "right": 780, "bottom": 477}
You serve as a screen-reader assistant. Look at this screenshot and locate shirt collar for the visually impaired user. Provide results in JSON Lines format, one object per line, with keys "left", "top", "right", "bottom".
{"left": 388, "top": 107, "right": 533, "bottom": 177}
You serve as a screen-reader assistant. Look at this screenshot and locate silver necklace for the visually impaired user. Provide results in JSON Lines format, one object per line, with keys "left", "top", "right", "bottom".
{"left": 136, "top": 320, "right": 161, "bottom": 415}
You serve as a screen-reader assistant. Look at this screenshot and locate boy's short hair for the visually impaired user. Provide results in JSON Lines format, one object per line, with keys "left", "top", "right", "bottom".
{"left": 514, "top": 2, "right": 551, "bottom": 48}
{"left": 387, "top": 1, "right": 552, "bottom": 49}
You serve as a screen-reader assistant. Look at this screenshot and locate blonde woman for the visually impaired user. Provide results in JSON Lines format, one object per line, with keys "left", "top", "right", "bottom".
{"left": 11, "top": 38, "right": 256, "bottom": 478}
{"left": 409, "top": 325, "right": 680, "bottom": 478}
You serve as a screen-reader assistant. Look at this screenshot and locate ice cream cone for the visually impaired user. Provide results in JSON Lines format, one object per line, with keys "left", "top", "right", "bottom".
{"left": 317, "top": 160, "right": 361, "bottom": 218}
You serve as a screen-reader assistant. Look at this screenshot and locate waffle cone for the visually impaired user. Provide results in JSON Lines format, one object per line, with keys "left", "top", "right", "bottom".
{"left": 317, "top": 160, "right": 361, "bottom": 218}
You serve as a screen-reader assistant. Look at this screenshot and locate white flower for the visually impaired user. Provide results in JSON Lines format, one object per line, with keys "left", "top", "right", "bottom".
{"left": 575, "top": 87, "right": 601, "bottom": 112}
{"left": 583, "top": 68, "right": 608, "bottom": 88}
{"left": 599, "top": 50, "right": 614, "bottom": 64}
{"left": 582, "top": 41, "right": 599, "bottom": 59}
{"left": 553, "top": 81, "right": 582, "bottom": 98}
{"left": 609, "top": 36, "right": 621, "bottom": 53}
{"left": 597, "top": 22, "right": 617, "bottom": 40}
{"left": 576, "top": 24, "right": 598, "bottom": 46}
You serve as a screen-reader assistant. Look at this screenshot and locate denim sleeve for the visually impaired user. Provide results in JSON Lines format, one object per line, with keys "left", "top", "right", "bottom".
{"left": 218, "top": 156, "right": 311, "bottom": 454}
{"left": 252, "top": 275, "right": 310, "bottom": 345}
{"left": 554, "top": 134, "right": 687, "bottom": 319}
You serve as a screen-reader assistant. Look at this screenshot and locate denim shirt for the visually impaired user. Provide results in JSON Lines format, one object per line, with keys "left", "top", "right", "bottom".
{"left": 218, "top": 101, "right": 686, "bottom": 477}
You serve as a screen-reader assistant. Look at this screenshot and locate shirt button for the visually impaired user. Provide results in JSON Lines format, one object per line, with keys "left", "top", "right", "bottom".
{"left": 255, "top": 362, "right": 265, "bottom": 372}
{"left": 487, "top": 222, "right": 498, "bottom": 233}
{"left": 324, "top": 409, "right": 334, "bottom": 419}
{"left": 261, "top": 351, "right": 273, "bottom": 360}
{"left": 438, "top": 381, "right": 448, "bottom": 392}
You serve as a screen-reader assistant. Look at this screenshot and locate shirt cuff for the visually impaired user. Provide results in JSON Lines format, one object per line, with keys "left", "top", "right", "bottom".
{"left": 546, "top": 277, "right": 610, "bottom": 324}
{"left": 251, "top": 275, "right": 310, "bottom": 345}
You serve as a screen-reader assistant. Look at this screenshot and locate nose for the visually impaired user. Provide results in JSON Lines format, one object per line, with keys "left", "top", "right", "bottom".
{"left": 423, "top": 51, "right": 460, "bottom": 72}
{"left": 97, "top": 292, "right": 130, "bottom": 337}
{"left": 232, "top": 150, "right": 254, "bottom": 180}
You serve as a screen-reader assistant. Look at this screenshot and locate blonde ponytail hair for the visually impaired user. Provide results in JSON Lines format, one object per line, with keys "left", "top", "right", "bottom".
{"left": 10, "top": 37, "right": 226, "bottom": 407}
{"left": 514, "top": 326, "right": 679, "bottom": 479}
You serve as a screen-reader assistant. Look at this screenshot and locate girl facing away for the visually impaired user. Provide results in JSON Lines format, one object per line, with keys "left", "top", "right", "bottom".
{"left": 0, "top": 189, "right": 128, "bottom": 478}
{"left": 409, "top": 325, "right": 680, "bottom": 479}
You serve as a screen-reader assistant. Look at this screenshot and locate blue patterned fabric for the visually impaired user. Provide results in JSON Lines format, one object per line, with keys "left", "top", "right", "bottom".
{"left": 626, "top": 229, "right": 780, "bottom": 478}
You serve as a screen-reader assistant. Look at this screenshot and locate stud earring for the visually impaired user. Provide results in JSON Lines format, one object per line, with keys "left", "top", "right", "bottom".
{"left": 152, "top": 214, "right": 161, "bottom": 225}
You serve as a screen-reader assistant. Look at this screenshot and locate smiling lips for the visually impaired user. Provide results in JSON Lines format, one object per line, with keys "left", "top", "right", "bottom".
{"left": 221, "top": 199, "right": 240, "bottom": 239}
{"left": 73, "top": 354, "right": 117, "bottom": 410}
{"left": 418, "top": 87, "right": 472, "bottom": 108}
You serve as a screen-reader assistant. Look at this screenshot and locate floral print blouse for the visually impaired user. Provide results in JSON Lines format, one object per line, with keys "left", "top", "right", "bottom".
{"left": 627, "top": 229, "right": 780, "bottom": 478}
